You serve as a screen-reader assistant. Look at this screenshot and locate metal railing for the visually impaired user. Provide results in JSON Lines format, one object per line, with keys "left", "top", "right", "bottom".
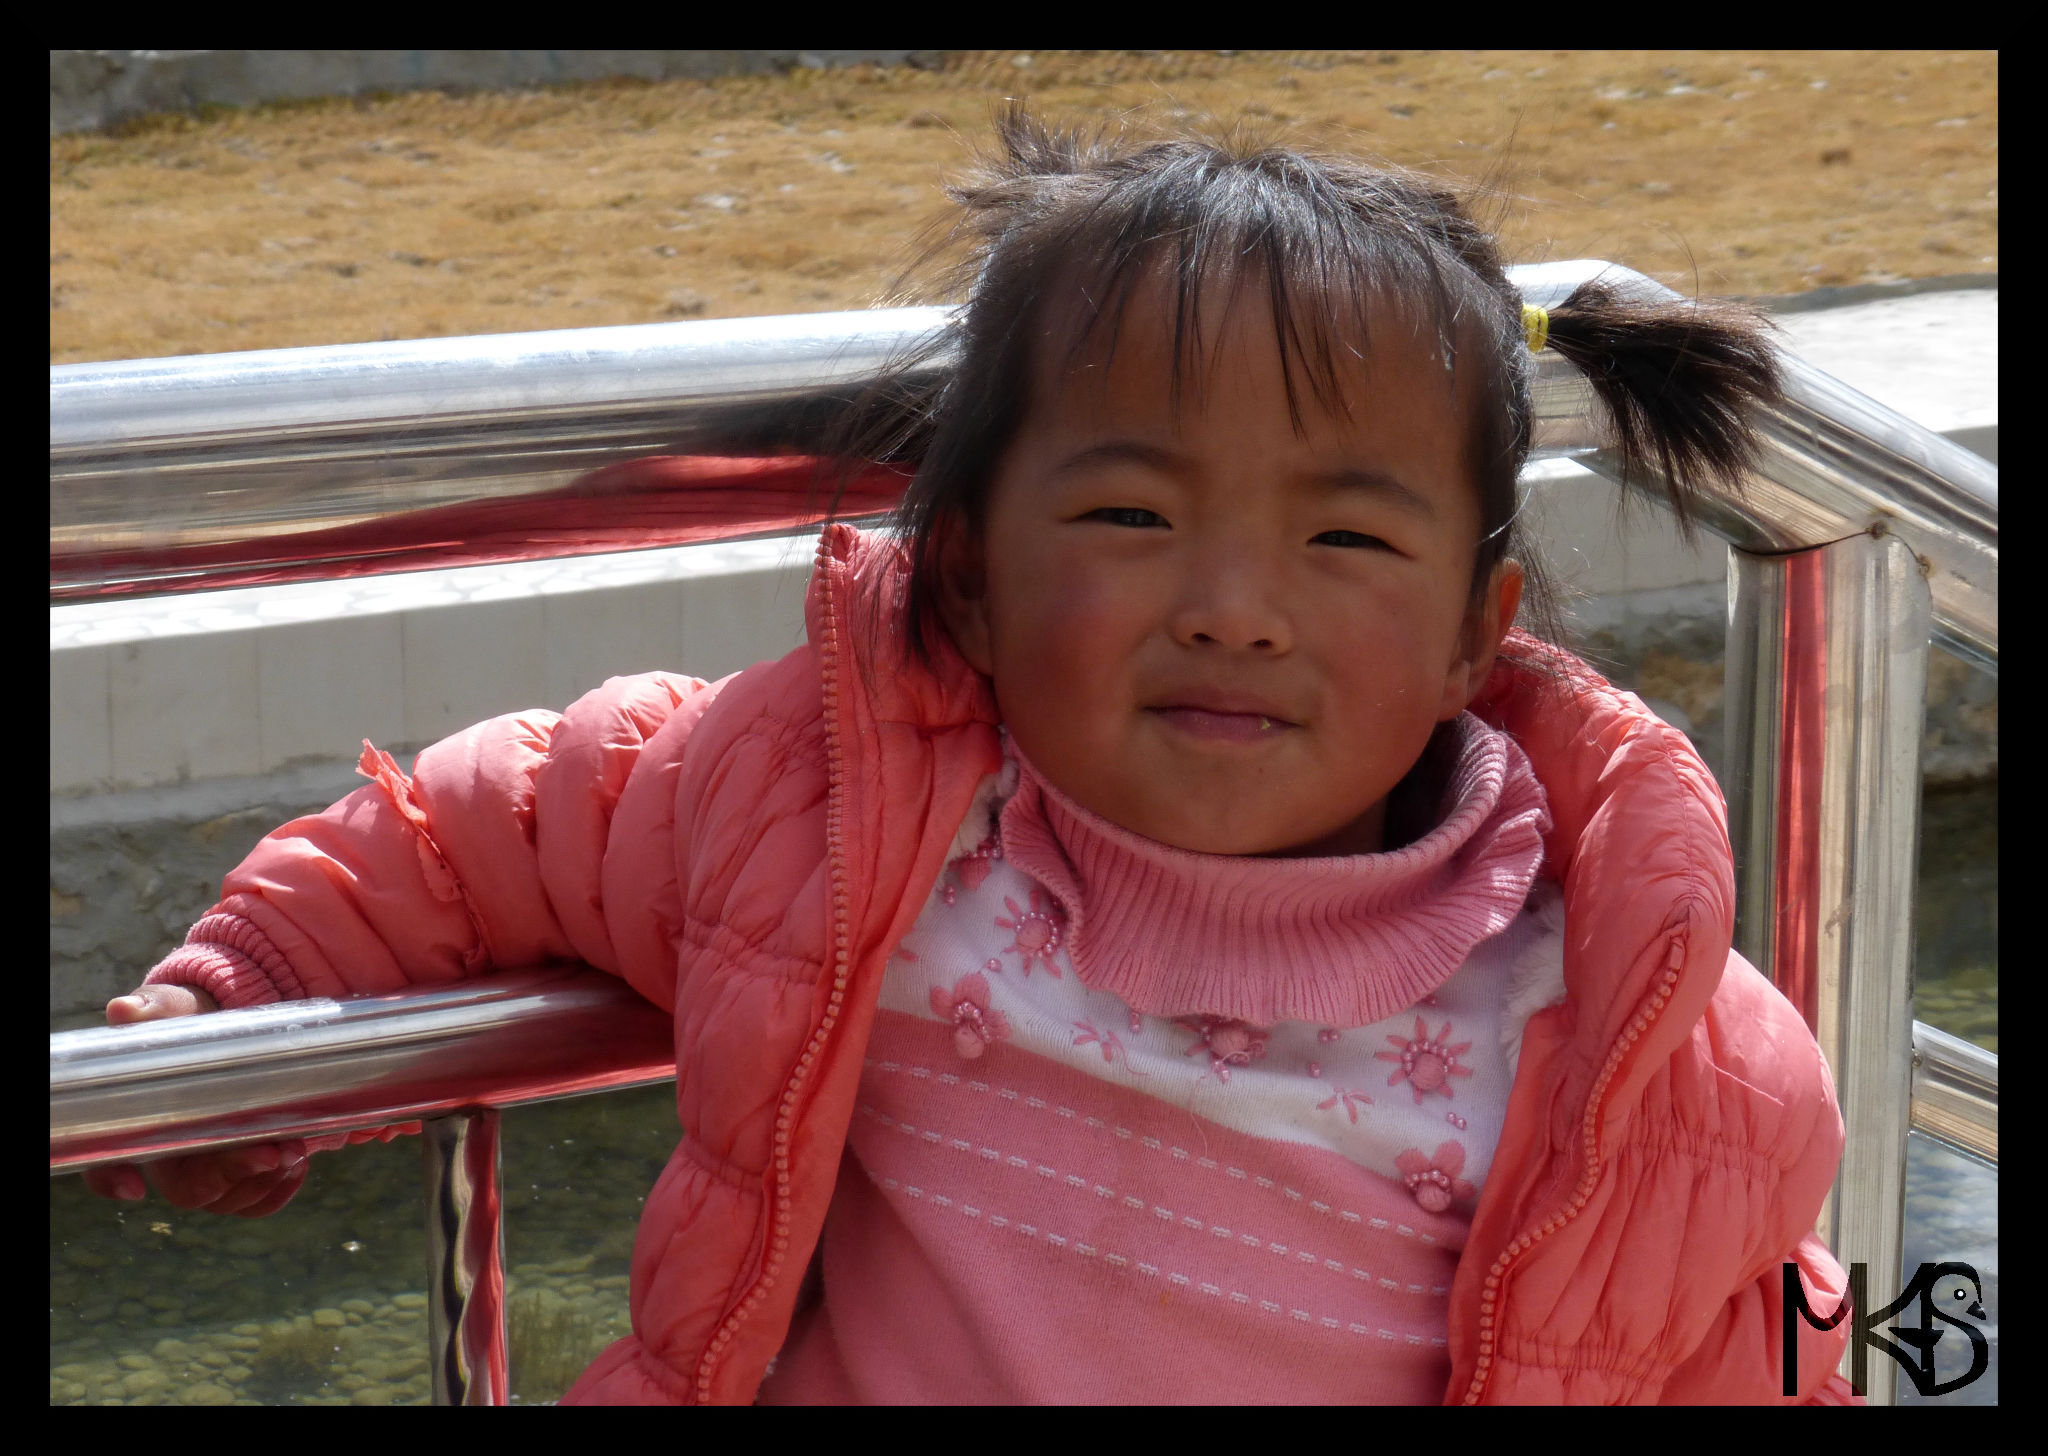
{"left": 50, "top": 260, "right": 1997, "bottom": 1404}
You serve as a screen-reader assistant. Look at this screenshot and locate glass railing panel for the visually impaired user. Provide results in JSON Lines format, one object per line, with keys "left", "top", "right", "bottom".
{"left": 1897, "top": 1131, "right": 1997, "bottom": 1406}
{"left": 50, "top": 1123, "right": 431, "bottom": 1406}
{"left": 499, "top": 1083, "right": 677, "bottom": 1405}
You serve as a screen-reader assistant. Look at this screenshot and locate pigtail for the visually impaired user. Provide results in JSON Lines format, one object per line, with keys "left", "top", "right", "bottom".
{"left": 1544, "top": 278, "right": 1786, "bottom": 533}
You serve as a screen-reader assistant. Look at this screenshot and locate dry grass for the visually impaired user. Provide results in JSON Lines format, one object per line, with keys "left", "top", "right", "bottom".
{"left": 50, "top": 50, "right": 1996, "bottom": 365}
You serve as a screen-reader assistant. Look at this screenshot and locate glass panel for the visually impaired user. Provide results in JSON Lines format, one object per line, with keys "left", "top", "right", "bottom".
{"left": 1897, "top": 1131, "right": 1997, "bottom": 1405}
{"left": 51, "top": 1127, "right": 431, "bottom": 1406}
{"left": 499, "top": 1082, "right": 678, "bottom": 1405}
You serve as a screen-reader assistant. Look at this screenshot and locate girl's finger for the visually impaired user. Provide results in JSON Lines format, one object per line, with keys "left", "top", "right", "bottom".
{"left": 106, "top": 984, "right": 214, "bottom": 1023}
{"left": 229, "top": 1163, "right": 310, "bottom": 1220}
{"left": 82, "top": 1165, "right": 147, "bottom": 1201}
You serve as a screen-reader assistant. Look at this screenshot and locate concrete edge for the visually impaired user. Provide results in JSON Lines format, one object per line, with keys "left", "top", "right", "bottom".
{"left": 1749, "top": 273, "right": 1999, "bottom": 313}
{"left": 51, "top": 50, "right": 953, "bottom": 137}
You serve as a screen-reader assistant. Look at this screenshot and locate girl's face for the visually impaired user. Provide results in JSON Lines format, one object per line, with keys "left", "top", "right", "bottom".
{"left": 938, "top": 280, "right": 1522, "bottom": 857}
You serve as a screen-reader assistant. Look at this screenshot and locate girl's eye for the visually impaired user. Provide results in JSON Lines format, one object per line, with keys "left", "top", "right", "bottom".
{"left": 1087, "top": 507, "right": 1167, "bottom": 529}
{"left": 1313, "top": 529, "right": 1391, "bottom": 550}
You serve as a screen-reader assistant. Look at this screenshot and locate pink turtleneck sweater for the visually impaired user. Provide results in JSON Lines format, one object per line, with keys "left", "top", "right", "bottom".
{"left": 758, "top": 715, "right": 1559, "bottom": 1405}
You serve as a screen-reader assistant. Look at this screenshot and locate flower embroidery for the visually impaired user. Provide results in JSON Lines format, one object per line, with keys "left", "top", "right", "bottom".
{"left": 930, "top": 973, "right": 1010, "bottom": 1060}
{"left": 1176, "top": 1016, "right": 1269, "bottom": 1083}
{"left": 1395, "top": 1141, "right": 1477, "bottom": 1213}
{"left": 952, "top": 833, "right": 1002, "bottom": 892}
{"left": 1072, "top": 1020, "right": 1144, "bottom": 1074}
{"left": 1316, "top": 1086, "right": 1374, "bottom": 1123}
{"left": 994, "top": 889, "right": 1066, "bottom": 976}
{"left": 1377, "top": 1017, "right": 1474, "bottom": 1104}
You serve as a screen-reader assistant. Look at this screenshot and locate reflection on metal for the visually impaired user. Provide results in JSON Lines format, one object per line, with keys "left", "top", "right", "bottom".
{"left": 50, "top": 309, "right": 953, "bottom": 598}
{"left": 425, "top": 1111, "right": 507, "bottom": 1406}
{"left": 1724, "top": 532, "right": 1933, "bottom": 1408}
{"left": 1912, "top": 1022, "right": 1997, "bottom": 1166}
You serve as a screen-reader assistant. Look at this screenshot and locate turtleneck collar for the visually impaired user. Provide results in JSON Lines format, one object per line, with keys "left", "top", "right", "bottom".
{"left": 995, "top": 714, "right": 1552, "bottom": 1028}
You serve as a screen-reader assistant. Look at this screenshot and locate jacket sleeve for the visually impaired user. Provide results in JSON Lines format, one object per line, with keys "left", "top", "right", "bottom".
{"left": 137, "top": 671, "right": 722, "bottom": 1155}
{"left": 143, "top": 671, "right": 716, "bottom": 1009}
{"left": 1655, "top": 950, "right": 1864, "bottom": 1406}
{"left": 1657, "top": 1231, "right": 1864, "bottom": 1404}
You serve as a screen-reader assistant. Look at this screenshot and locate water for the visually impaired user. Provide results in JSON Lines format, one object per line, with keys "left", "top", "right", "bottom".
{"left": 49, "top": 1083, "right": 672, "bottom": 1406}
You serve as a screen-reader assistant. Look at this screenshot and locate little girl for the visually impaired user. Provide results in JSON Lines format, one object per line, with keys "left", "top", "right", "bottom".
{"left": 93, "top": 109, "right": 1859, "bottom": 1404}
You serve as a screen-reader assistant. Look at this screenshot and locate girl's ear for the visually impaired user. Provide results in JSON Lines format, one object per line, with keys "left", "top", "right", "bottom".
{"left": 933, "top": 511, "right": 996, "bottom": 676}
{"left": 1437, "top": 560, "right": 1523, "bottom": 721}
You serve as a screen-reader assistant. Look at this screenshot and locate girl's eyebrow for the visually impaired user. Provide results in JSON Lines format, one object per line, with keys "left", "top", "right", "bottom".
{"left": 1308, "top": 468, "right": 1439, "bottom": 522}
{"left": 1047, "top": 440, "right": 1185, "bottom": 478}
{"left": 1051, "top": 442, "right": 1438, "bottom": 523}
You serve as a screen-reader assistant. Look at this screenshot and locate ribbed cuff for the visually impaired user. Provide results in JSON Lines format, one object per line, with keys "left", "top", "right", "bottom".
{"left": 144, "top": 912, "right": 306, "bottom": 1009}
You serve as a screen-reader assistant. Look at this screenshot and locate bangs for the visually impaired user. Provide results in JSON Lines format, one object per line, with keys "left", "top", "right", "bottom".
{"left": 1016, "top": 146, "right": 1507, "bottom": 434}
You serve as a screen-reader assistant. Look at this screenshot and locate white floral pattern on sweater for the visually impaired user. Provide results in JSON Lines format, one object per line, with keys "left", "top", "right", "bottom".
{"left": 880, "top": 765, "right": 1567, "bottom": 1211}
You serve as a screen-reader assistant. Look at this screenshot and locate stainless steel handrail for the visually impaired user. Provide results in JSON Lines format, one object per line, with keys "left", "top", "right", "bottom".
{"left": 51, "top": 966, "right": 675, "bottom": 1406}
{"left": 51, "top": 265, "right": 1997, "bottom": 672}
{"left": 50, "top": 966, "right": 673, "bottom": 1172}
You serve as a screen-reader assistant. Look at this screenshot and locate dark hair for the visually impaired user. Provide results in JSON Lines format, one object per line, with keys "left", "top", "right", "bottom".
{"left": 834, "top": 104, "right": 1785, "bottom": 675}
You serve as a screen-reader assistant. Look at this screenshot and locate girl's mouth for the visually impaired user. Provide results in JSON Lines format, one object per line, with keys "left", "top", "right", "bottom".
{"left": 1148, "top": 707, "right": 1297, "bottom": 742}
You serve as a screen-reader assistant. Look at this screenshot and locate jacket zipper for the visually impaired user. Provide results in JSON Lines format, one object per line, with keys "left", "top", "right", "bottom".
{"left": 1457, "top": 941, "right": 1686, "bottom": 1405}
{"left": 692, "top": 535, "right": 857, "bottom": 1405}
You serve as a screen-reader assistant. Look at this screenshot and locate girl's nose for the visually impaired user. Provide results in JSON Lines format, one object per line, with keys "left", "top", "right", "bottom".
{"left": 1168, "top": 554, "right": 1293, "bottom": 652}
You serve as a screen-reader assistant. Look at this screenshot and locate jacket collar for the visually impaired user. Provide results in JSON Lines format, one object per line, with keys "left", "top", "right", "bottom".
{"left": 1467, "top": 632, "right": 1734, "bottom": 1094}
{"left": 805, "top": 522, "right": 998, "bottom": 734}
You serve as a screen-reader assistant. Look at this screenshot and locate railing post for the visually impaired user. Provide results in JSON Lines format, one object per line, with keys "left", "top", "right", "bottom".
{"left": 423, "top": 1110, "right": 508, "bottom": 1405}
{"left": 1724, "top": 529, "right": 1930, "bottom": 1406}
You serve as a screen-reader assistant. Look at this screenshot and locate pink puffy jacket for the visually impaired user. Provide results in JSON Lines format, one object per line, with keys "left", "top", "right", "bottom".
{"left": 147, "top": 523, "right": 1859, "bottom": 1404}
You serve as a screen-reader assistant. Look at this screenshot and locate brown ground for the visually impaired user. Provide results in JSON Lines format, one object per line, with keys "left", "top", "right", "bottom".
{"left": 49, "top": 50, "right": 1996, "bottom": 365}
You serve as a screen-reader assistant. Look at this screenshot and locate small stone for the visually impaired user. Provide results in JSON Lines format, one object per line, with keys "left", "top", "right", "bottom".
{"left": 152, "top": 1337, "right": 194, "bottom": 1362}
{"left": 340, "top": 1299, "right": 375, "bottom": 1315}
{"left": 143, "top": 1294, "right": 182, "bottom": 1312}
{"left": 152, "top": 1311, "right": 185, "bottom": 1327}
{"left": 117, "top": 1354, "right": 156, "bottom": 1371}
{"left": 181, "top": 1381, "right": 236, "bottom": 1405}
{"left": 312, "top": 1308, "right": 348, "bottom": 1328}
{"left": 52, "top": 1378, "right": 88, "bottom": 1403}
{"left": 232, "top": 1323, "right": 265, "bottom": 1337}
{"left": 392, "top": 1293, "right": 428, "bottom": 1310}
{"left": 353, "top": 1384, "right": 400, "bottom": 1406}
{"left": 223, "top": 1366, "right": 253, "bottom": 1384}
{"left": 338, "top": 1373, "right": 370, "bottom": 1392}
{"left": 561, "top": 1282, "right": 594, "bottom": 1298}
{"left": 593, "top": 1276, "right": 630, "bottom": 1291}
{"left": 546, "top": 1255, "right": 594, "bottom": 1276}
{"left": 52, "top": 1363, "right": 97, "bottom": 1382}
{"left": 347, "top": 1312, "right": 366, "bottom": 1324}
{"left": 121, "top": 1368, "right": 170, "bottom": 1396}
{"left": 223, "top": 1335, "right": 262, "bottom": 1351}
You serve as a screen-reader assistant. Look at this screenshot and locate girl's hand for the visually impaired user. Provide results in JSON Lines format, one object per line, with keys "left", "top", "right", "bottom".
{"left": 81, "top": 985, "right": 311, "bottom": 1218}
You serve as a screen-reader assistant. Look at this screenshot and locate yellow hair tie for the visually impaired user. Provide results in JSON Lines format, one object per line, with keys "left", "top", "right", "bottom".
{"left": 1521, "top": 303, "right": 1550, "bottom": 355}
